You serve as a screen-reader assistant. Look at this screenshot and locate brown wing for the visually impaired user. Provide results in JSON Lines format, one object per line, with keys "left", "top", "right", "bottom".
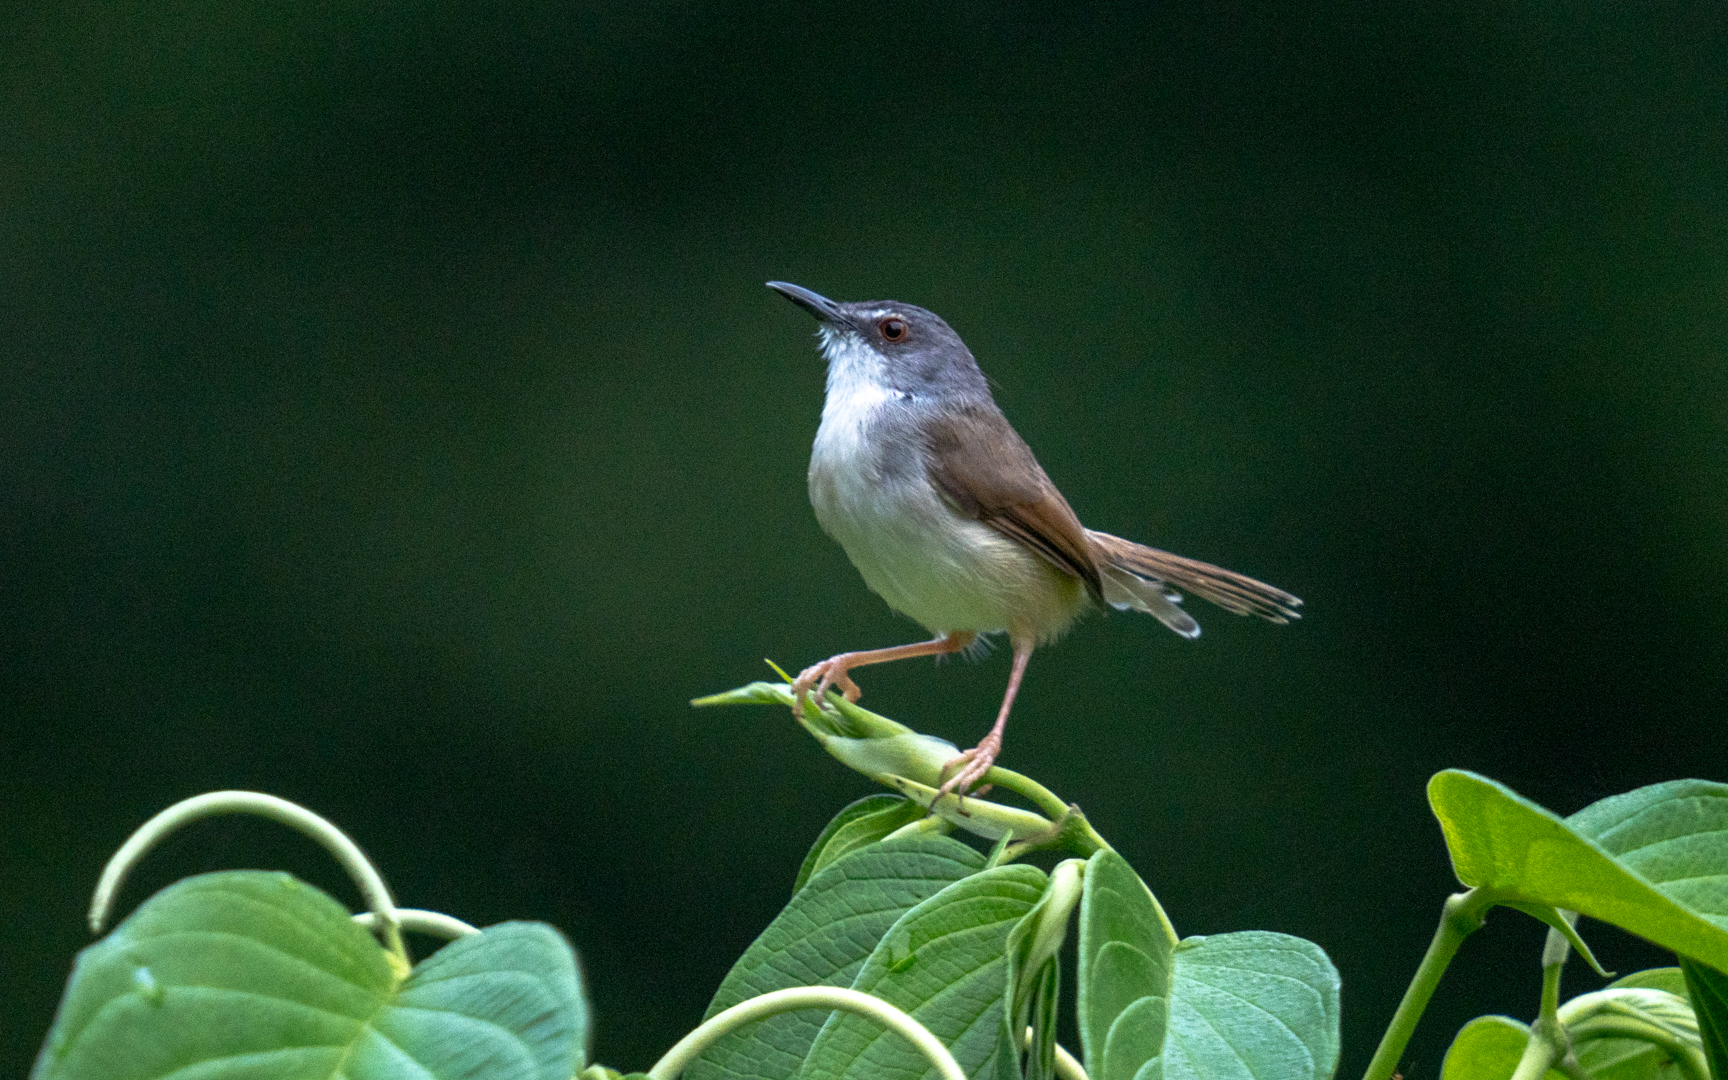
{"left": 923, "top": 405, "right": 1105, "bottom": 604}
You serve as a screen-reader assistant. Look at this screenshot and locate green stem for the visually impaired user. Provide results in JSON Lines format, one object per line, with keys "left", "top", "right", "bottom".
{"left": 1361, "top": 889, "right": 1494, "bottom": 1080}
{"left": 1509, "top": 918, "right": 1582, "bottom": 1080}
{"left": 1540, "top": 945, "right": 1566, "bottom": 1021}
{"left": 1003, "top": 806, "right": 1111, "bottom": 862}
{"left": 1507, "top": 1030, "right": 1565, "bottom": 1080}
{"left": 978, "top": 765, "right": 1072, "bottom": 821}
{"left": 1509, "top": 954, "right": 1574, "bottom": 1080}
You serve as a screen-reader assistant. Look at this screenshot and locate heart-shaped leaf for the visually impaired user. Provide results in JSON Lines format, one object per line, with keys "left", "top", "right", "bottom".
{"left": 689, "top": 836, "right": 985, "bottom": 1080}
{"left": 799, "top": 863, "right": 1049, "bottom": 1080}
{"left": 1615, "top": 968, "right": 1692, "bottom": 998}
{"left": 32, "top": 870, "right": 586, "bottom": 1080}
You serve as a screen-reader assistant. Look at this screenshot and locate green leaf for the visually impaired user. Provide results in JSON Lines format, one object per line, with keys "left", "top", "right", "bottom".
{"left": 794, "top": 796, "right": 927, "bottom": 895}
{"left": 1428, "top": 772, "right": 1728, "bottom": 973}
{"left": 1681, "top": 958, "right": 1728, "bottom": 1080}
{"left": 1614, "top": 969, "right": 1692, "bottom": 999}
{"left": 1440, "top": 1016, "right": 1555, "bottom": 1080}
{"left": 1077, "top": 849, "right": 1177, "bottom": 1080}
{"left": 1501, "top": 902, "right": 1611, "bottom": 977}
{"left": 1583, "top": 967, "right": 1702, "bottom": 1080}
{"left": 32, "top": 870, "right": 587, "bottom": 1080}
{"left": 1075, "top": 852, "right": 1340, "bottom": 1080}
{"left": 1163, "top": 931, "right": 1341, "bottom": 1080}
{"left": 1576, "top": 1036, "right": 1690, "bottom": 1080}
{"left": 1569, "top": 987, "right": 1702, "bottom": 1080}
{"left": 800, "top": 864, "right": 1050, "bottom": 1080}
{"left": 689, "top": 836, "right": 985, "bottom": 1080}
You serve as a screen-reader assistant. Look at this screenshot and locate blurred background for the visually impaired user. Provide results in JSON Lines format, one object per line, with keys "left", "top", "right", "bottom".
{"left": 4, "top": 2, "right": 1725, "bottom": 1076}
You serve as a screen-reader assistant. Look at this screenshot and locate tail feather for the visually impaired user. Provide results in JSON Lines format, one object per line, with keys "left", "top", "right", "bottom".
{"left": 1100, "top": 563, "right": 1202, "bottom": 638}
{"left": 1086, "top": 529, "right": 1303, "bottom": 625}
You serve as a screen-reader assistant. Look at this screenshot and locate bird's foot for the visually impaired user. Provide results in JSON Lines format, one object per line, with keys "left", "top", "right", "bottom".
{"left": 935, "top": 733, "right": 1003, "bottom": 805}
{"left": 791, "top": 654, "right": 863, "bottom": 716}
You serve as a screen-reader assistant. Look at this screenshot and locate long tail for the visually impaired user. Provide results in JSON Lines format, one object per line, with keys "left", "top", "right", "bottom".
{"left": 1086, "top": 529, "right": 1303, "bottom": 637}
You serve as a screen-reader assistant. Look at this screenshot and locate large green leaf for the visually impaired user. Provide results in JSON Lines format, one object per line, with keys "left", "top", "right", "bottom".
{"left": 1428, "top": 772, "right": 1728, "bottom": 973}
{"left": 689, "top": 836, "right": 985, "bottom": 1080}
{"left": 1566, "top": 782, "right": 1728, "bottom": 929}
{"left": 32, "top": 870, "right": 587, "bottom": 1080}
{"left": 1076, "top": 851, "right": 1340, "bottom": 1080}
{"left": 799, "top": 864, "right": 1050, "bottom": 1080}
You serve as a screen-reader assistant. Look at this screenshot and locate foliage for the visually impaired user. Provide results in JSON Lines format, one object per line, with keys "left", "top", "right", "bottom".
{"left": 34, "top": 872, "right": 585, "bottom": 1080}
{"left": 29, "top": 676, "right": 1728, "bottom": 1080}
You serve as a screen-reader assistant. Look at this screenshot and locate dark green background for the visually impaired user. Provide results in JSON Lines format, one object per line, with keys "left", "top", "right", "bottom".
{"left": 5, "top": 2, "right": 1724, "bottom": 1077}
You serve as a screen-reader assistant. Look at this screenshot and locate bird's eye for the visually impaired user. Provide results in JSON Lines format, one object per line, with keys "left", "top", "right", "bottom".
{"left": 879, "top": 317, "right": 908, "bottom": 342}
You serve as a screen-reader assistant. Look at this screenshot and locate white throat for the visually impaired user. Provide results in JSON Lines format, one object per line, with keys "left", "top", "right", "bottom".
{"left": 814, "top": 329, "right": 901, "bottom": 465}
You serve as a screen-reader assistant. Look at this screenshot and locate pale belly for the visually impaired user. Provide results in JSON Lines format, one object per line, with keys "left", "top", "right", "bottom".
{"left": 808, "top": 457, "right": 1086, "bottom": 643}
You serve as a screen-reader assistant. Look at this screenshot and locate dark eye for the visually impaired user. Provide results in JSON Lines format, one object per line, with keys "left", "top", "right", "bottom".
{"left": 879, "top": 317, "right": 908, "bottom": 342}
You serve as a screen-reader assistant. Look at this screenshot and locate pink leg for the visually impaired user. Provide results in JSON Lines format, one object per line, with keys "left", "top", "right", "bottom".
{"left": 792, "top": 632, "right": 976, "bottom": 716}
{"left": 936, "top": 636, "right": 1035, "bottom": 800}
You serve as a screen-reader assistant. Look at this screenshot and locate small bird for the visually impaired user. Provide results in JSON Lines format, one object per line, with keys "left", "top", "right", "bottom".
{"left": 769, "top": 282, "right": 1300, "bottom": 798}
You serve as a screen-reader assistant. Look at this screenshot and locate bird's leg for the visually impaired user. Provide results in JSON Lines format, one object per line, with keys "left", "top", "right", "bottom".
{"left": 936, "top": 638, "right": 1034, "bottom": 801}
{"left": 792, "top": 632, "right": 976, "bottom": 716}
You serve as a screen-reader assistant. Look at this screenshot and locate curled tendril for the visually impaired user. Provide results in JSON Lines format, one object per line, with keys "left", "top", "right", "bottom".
{"left": 89, "top": 790, "right": 408, "bottom": 967}
{"left": 647, "top": 986, "right": 968, "bottom": 1080}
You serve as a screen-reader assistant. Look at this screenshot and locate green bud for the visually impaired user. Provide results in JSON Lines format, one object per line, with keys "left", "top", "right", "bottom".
{"left": 885, "top": 775, "right": 1053, "bottom": 842}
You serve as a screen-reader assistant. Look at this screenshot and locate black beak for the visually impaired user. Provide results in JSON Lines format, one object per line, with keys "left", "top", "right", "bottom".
{"left": 766, "top": 281, "right": 844, "bottom": 323}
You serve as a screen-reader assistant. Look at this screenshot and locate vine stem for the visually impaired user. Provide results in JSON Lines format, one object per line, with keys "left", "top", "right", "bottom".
{"left": 978, "top": 765, "right": 1071, "bottom": 822}
{"left": 647, "top": 987, "right": 967, "bottom": 1080}
{"left": 88, "top": 790, "right": 409, "bottom": 969}
{"left": 1508, "top": 952, "right": 1574, "bottom": 1080}
{"left": 354, "top": 908, "right": 479, "bottom": 940}
{"left": 1361, "top": 888, "right": 1493, "bottom": 1080}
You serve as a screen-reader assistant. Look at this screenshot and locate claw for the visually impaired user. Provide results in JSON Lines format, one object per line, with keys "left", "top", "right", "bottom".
{"left": 792, "top": 655, "right": 862, "bottom": 716}
{"left": 935, "top": 732, "right": 1002, "bottom": 806}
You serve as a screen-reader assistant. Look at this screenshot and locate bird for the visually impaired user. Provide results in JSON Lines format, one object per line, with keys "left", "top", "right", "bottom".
{"left": 767, "top": 281, "right": 1300, "bottom": 799}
